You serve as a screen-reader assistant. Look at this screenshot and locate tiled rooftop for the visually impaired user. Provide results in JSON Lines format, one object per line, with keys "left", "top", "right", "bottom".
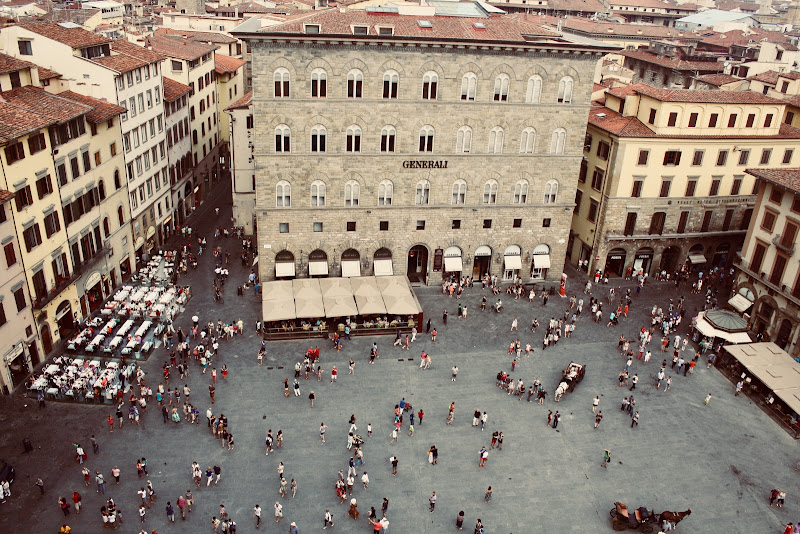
{"left": 693, "top": 73, "right": 741, "bottom": 86}
{"left": 57, "top": 91, "right": 126, "bottom": 123}
{"left": 1, "top": 86, "right": 90, "bottom": 123}
{"left": 634, "top": 84, "right": 784, "bottom": 104}
{"left": 214, "top": 54, "right": 245, "bottom": 74}
{"left": 0, "top": 190, "right": 14, "bottom": 203}
{"left": 156, "top": 27, "right": 238, "bottom": 44}
{"left": 746, "top": 168, "right": 800, "bottom": 194}
{"left": 36, "top": 66, "right": 61, "bottom": 81}
{"left": 0, "top": 52, "right": 35, "bottom": 75}
{"left": 148, "top": 35, "right": 218, "bottom": 61}
{"left": 91, "top": 53, "right": 149, "bottom": 74}
{"left": 0, "top": 101, "right": 56, "bottom": 144}
{"left": 225, "top": 90, "right": 252, "bottom": 111}
{"left": 111, "top": 39, "right": 166, "bottom": 63}
{"left": 17, "top": 21, "right": 111, "bottom": 49}
{"left": 162, "top": 77, "right": 191, "bottom": 102}
{"left": 620, "top": 49, "right": 723, "bottom": 72}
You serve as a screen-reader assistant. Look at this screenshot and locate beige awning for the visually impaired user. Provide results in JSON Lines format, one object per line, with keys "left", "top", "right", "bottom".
{"left": 533, "top": 254, "right": 551, "bottom": 269}
{"left": 504, "top": 254, "right": 522, "bottom": 270}
{"left": 728, "top": 294, "right": 753, "bottom": 313}
{"left": 261, "top": 280, "right": 296, "bottom": 322}
{"left": 309, "top": 261, "right": 328, "bottom": 276}
{"left": 319, "top": 277, "right": 352, "bottom": 298}
{"left": 695, "top": 312, "right": 751, "bottom": 343}
{"left": 276, "top": 261, "right": 295, "bottom": 278}
{"left": 725, "top": 342, "right": 800, "bottom": 415}
{"left": 341, "top": 260, "right": 361, "bottom": 278}
{"left": 292, "top": 278, "right": 324, "bottom": 319}
{"left": 444, "top": 256, "right": 463, "bottom": 272}
{"left": 319, "top": 278, "right": 357, "bottom": 318}
{"left": 377, "top": 275, "right": 422, "bottom": 315}
{"left": 351, "top": 276, "right": 386, "bottom": 315}
{"left": 374, "top": 258, "right": 393, "bottom": 276}
{"left": 688, "top": 253, "right": 707, "bottom": 265}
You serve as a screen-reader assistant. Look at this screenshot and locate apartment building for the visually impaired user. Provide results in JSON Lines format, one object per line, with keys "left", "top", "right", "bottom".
{"left": 226, "top": 90, "right": 253, "bottom": 233}
{"left": 214, "top": 53, "right": 245, "bottom": 145}
{"left": 234, "top": 5, "right": 610, "bottom": 285}
{"left": 0, "top": 190, "right": 40, "bottom": 394}
{"left": 570, "top": 83, "right": 800, "bottom": 278}
{"left": 149, "top": 35, "right": 223, "bottom": 213}
{"left": 0, "top": 23, "right": 172, "bottom": 257}
{"left": 736, "top": 167, "right": 800, "bottom": 355}
{"left": 163, "top": 77, "right": 193, "bottom": 231}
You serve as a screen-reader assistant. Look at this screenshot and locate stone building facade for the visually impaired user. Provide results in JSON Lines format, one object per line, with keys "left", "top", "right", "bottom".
{"left": 236, "top": 6, "right": 609, "bottom": 286}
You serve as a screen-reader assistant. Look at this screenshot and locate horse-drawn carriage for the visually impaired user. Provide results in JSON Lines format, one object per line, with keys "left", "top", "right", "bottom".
{"left": 609, "top": 502, "right": 691, "bottom": 532}
{"left": 554, "top": 362, "right": 586, "bottom": 401}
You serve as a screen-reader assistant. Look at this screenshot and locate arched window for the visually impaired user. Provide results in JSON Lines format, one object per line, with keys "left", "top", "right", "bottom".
{"left": 493, "top": 73, "right": 510, "bottom": 102}
{"left": 461, "top": 72, "right": 477, "bottom": 101}
{"left": 544, "top": 180, "right": 558, "bottom": 204}
{"left": 346, "top": 125, "right": 362, "bottom": 153}
{"left": 98, "top": 180, "right": 106, "bottom": 201}
{"left": 483, "top": 180, "right": 498, "bottom": 204}
{"left": 311, "top": 124, "right": 326, "bottom": 153}
{"left": 117, "top": 205, "right": 124, "bottom": 225}
{"left": 488, "top": 127, "right": 504, "bottom": 154}
{"left": 550, "top": 128, "right": 566, "bottom": 155}
{"left": 274, "top": 67, "right": 290, "bottom": 98}
{"left": 416, "top": 180, "right": 430, "bottom": 205}
{"left": 520, "top": 127, "right": 536, "bottom": 154}
{"left": 452, "top": 179, "right": 466, "bottom": 205}
{"left": 275, "top": 124, "right": 290, "bottom": 153}
{"left": 276, "top": 180, "right": 291, "bottom": 207}
{"left": 418, "top": 125, "right": 434, "bottom": 152}
{"left": 378, "top": 180, "right": 393, "bottom": 206}
{"left": 344, "top": 180, "right": 360, "bottom": 206}
{"left": 347, "top": 69, "right": 363, "bottom": 98}
{"left": 114, "top": 169, "right": 121, "bottom": 190}
{"left": 526, "top": 75, "right": 542, "bottom": 104}
{"left": 310, "top": 68, "right": 327, "bottom": 98}
{"left": 310, "top": 180, "right": 326, "bottom": 206}
{"left": 383, "top": 70, "right": 399, "bottom": 99}
{"left": 558, "top": 76, "right": 573, "bottom": 104}
{"left": 514, "top": 180, "right": 528, "bottom": 204}
{"left": 380, "top": 125, "right": 396, "bottom": 152}
{"left": 422, "top": 71, "right": 438, "bottom": 100}
{"left": 456, "top": 126, "right": 472, "bottom": 153}
{"left": 103, "top": 217, "right": 110, "bottom": 237}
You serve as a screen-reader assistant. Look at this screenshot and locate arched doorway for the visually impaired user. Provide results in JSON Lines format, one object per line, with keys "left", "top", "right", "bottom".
{"left": 55, "top": 300, "right": 74, "bottom": 338}
{"left": 374, "top": 248, "right": 393, "bottom": 276}
{"left": 40, "top": 324, "right": 53, "bottom": 355}
{"left": 275, "top": 250, "right": 296, "bottom": 279}
{"left": 443, "top": 246, "right": 464, "bottom": 281}
{"left": 531, "top": 244, "right": 551, "bottom": 279}
{"left": 688, "top": 243, "right": 707, "bottom": 269}
{"left": 660, "top": 246, "right": 680, "bottom": 273}
{"left": 605, "top": 248, "right": 627, "bottom": 277}
{"left": 308, "top": 249, "right": 328, "bottom": 278}
{"left": 341, "top": 248, "right": 361, "bottom": 277}
{"left": 406, "top": 245, "right": 428, "bottom": 284}
{"left": 503, "top": 245, "right": 522, "bottom": 280}
{"left": 711, "top": 243, "right": 730, "bottom": 268}
{"left": 473, "top": 245, "right": 492, "bottom": 279}
{"left": 776, "top": 318, "right": 793, "bottom": 349}
{"left": 755, "top": 300, "right": 775, "bottom": 338}
{"left": 633, "top": 247, "right": 653, "bottom": 276}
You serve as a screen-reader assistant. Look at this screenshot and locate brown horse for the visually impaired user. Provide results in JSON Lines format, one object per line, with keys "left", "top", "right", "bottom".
{"left": 660, "top": 509, "right": 691, "bottom": 525}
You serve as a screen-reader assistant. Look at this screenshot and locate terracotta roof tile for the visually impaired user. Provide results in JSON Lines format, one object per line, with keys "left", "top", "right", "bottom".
{"left": 111, "top": 39, "right": 166, "bottom": 63}
{"left": 693, "top": 73, "right": 741, "bottom": 86}
{"left": 747, "top": 70, "right": 780, "bottom": 84}
{"left": 620, "top": 48, "right": 723, "bottom": 72}
{"left": 148, "top": 35, "right": 218, "bottom": 61}
{"left": 746, "top": 168, "right": 800, "bottom": 194}
{"left": 542, "top": 0, "right": 607, "bottom": 12}
{"left": 225, "top": 90, "right": 251, "bottom": 110}
{"left": 1, "top": 86, "right": 90, "bottom": 123}
{"left": 631, "top": 83, "right": 785, "bottom": 104}
{"left": 560, "top": 18, "right": 693, "bottom": 39}
{"left": 698, "top": 28, "right": 796, "bottom": 50}
{"left": 91, "top": 53, "right": 149, "bottom": 73}
{"left": 589, "top": 104, "right": 656, "bottom": 138}
{"left": 162, "top": 77, "right": 190, "bottom": 102}
{"left": 0, "top": 190, "right": 14, "bottom": 204}
{"left": 17, "top": 21, "right": 111, "bottom": 49}
{"left": 36, "top": 66, "right": 61, "bottom": 80}
{"left": 155, "top": 27, "right": 238, "bottom": 44}
{"left": 0, "top": 52, "right": 35, "bottom": 75}
{"left": 56, "top": 90, "right": 126, "bottom": 123}
{"left": 779, "top": 72, "right": 800, "bottom": 81}
{"left": 214, "top": 54, "right": 245, "bottom": 74}
{"left": 0, "top": 102, "right": 55, "bottom": 143}
{"left": 607, "top": 0, "right": 680, "bottom": 8}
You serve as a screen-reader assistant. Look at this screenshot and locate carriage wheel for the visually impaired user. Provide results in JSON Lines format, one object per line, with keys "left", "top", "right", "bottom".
{"left": 611, "top": 517, "right": 626, "bottom": 531}
{"left": 609, "top": 508, "right": 618, "bottom": 519}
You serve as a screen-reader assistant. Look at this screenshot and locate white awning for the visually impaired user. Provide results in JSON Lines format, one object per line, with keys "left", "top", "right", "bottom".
{"left": 309, "top": 261, "right": 328, "bottom": 276}
{"left": 252, "top": 255, "right": 259, "bottom": 266}
{"left": 504, "top": 255, "right": 522, "bottom": 270}
{"left": 444, "top": 256, "right": 463, "bottom": 272}
{"left": 475, "top": 245, "right": 492, "bottom": 257}
{"left": 342, "top": 260, "right": 361, "bottom": 278}
{"left": 695, "top": 311, "right": 752, "bottom": 343}
{"left": 688, "top": 253, "right": 707, "bottom": 264}
{"left": 374, "top": 258, "right": 393, "bottom": 276}
{"left": 275, "top": 262, "right": 295, "bottom": 278}
{"left": 533, "top": 254, "right": 551, "bottom": 269}
{"left": 146, "top": 226, "right": 156, "bottom": 239}
{"left": 728, "top": 293, "right": 753, "bottom": 313}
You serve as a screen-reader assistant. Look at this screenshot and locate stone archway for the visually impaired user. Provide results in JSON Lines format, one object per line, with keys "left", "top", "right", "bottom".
{"left": 406, "top": 244, "right": 429, "bottom": 284}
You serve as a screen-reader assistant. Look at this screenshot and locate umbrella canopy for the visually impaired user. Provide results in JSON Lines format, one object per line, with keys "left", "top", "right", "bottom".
{"left": 319, "top": 277, "right": 353, "bottom": 298}
{"left": 325, "top": 295, "right": 358, "bottom": 318}
{"left": 695, "top": 312, "right": 751, "bottom": 343}
{"left": 292, "top": 279, "right": 323, "bottom": 319}
{"left": 705, "top": 309, "right": 749, "bottom": 332}
{"left": 382, "top": 292, "right": 419, "bottom": 315}
{"left": 355, "top": 294, "right": 386, "bottom": 315}
{"left": 261, "top": 280, "right": 296, "bottom": 322}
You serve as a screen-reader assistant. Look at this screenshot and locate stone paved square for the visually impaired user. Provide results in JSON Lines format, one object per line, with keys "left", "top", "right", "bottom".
{"left": 2, "top": 196, "right": 799, "bottom": 534}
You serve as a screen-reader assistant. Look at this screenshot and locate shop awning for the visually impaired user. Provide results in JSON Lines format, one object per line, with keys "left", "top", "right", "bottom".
{"left": 688, "top": 253, "right": 707, "bottom": 265}
{"left": 261, "top": 280, "right": 296, "bottom": 322}
{"left": 504, "top": 250, "right": 522, "bottom": 270}
{"left": 252, "top": 255, "right": 259, "bottom": 266}
{"left": 146, "top": 226, "right": 156, "bottom": 239}
{"left": 475, "top": 245, "right": 492, "bottom": 257}
{"left": 342, "top": 260, "right": 361, "bottom": 278}
{"left": 728, "top": 294, "right": 753, "bottom": 313}
{"left": 275, "top": 262, "right": 295, "bottom": 278}
{"left": 695, "top": 312, "right": 751, "bottom": 343}
{"left": 293, "top": 279, "right": 324, "bottom": 319}
{"left": 319, "top": 278, "right": 358, "bottom": 318}
{"left": 309, "top": 261, "right": 328, "bottom": 276}
{"left": 444, "top": 256, "right": 463, "bottom": 272}
{"left": 533, "top": 254, "right": 551, "bottom": 269}
{"left": 374, "top": 259, "right": 393, "bottom": 276}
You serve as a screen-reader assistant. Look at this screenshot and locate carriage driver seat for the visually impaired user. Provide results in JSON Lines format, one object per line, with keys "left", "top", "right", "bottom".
{"left": 635, "top": 507, "right": 650, "bottom": 522}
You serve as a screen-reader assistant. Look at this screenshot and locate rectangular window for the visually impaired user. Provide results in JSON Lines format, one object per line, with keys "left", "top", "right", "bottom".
{"left": 70, "top": 156, "right": 80, "bottom": 180}
{"left": 279, "top": 223, "right": 289, "bottom": 233}
{"left": 22, "top": 223, "right": 42, "bottom": 252}
{"left": 596, "top": 141, "right": 610, "bottom": 160}
{"left": 587, "top": 199, "right": 599, "bottom": 222}
{"left": 667, "top": 112, "right": 678, "bottom": 127}
{"left": 701, "top": 210, "right": 712, "bottom": 232}
{"left": 648, "top": 108, "right": 656, "bottom": 124}
{"left": 688, "top": 113, "right": 698, "bottom": 127}
{"left": 35, "top": 174, "right": 53, "bottom": 199}
{"left": 659, "top": 179, "right": 671, "bottom": 198}
{"left": 513, "top": 218, "right": 522, "bottom": 228}
{"left": 380, "top": 221, "right": 389, "bottom": 231}
{"left": 691, "top": 150, "right": 704, "bottom": 166}
{"left": 0, "top": 302, "right": 5, "bottom": 327}
{"left": 451, "top": 219, "right": 461, "bottom": 230}
{"left": 761, "top": 148, "right": 772, "bottom": 165}
{"left": 4, "top": 142, "right": 24, "bottom": 164}
{"left": 313, "top": 222, "right": 323, "bottom": 232}
{"left": 731, "top": 177, "right": 742, "bottom": 195}
{"left": 18, "top": 40, "right": 32, "bottom": 55}
{"left": 347, "top": 221, "right": 356, "bottom": 232}
{"left": 764, "top": 114, "right": 773, "bottom": 128}
{"left": 727, "top": 114, "right": 737, "bottom": 127}
{"left": 43, "top": 211, "right": 60, "bottom": 237}
{"left": 542, "top": 218, "right": 551, "bottom": 228}
{"left": 784, "top": 149, "right": 794, "bottom": 165}
{"left": 716, "top": 150, "right": 728, "bottom": 166}
{"left": 677, "top": 211, "right": 689, "bottom": 234}
{"left": 740, "top": 208, "right": 753, "bottom": 230}
{"left": 578, "top": 160, "right": 587, "bottom": 183}
{"left": 761, "top": 210, "right": 777, "bottom": 232}
{"left": 483, "top": 219, "right": 492, "bottom": 229}
{"left": 637, "top": 150, "right": 649, "bottom": 166}
{"left": 746, "top": 113, "right": 755, "bottom": 128}
{"left": 574, "top": 189, "right": 582, "bottom": 215}
{"left": 709, "top": 178, "right": 721, "bottom": 196}
{"left": 770, "top": 255, "right": 788, "bottom": 286}
{"left": 781, "top": 220, "right": 798, "bottom": 249}
{"left": 591, "top": 169, "right": 604, "bottom": 191}
{"left": 4, "top": 242, "right": 16, "bottom": 267}
{"left": 663, "top": 150, "right": 681, "bottom": 166}
{"left": 685, "top": 179, "right": 697, "bottom": 197}
{"left": 708, "top": 113, "right": 718, "bottom": 127}
{"left": 14, "top": 185, "right": 33, "bottom": 211}
{"left": 623, "top": 212, "right": 637, "bottom": 236}
{"left": 28, "top": 133, "right": 46, "bottom": 155}
{"left": 722, "top": 209, "right": 734, "bottom": 231}
{"left": 416, "top": 220, "right": 426, "bottom": 231}
{"left": 631, "top": 180, "right": 643, "bottom": 198}
{"left": 751, "top": 242, "right": 767, "bottom": 273}
{"left": 770, "top": 187, "right": 783, "bottom": 205}
{"left": 82, "top": 150, "right": 91, "bottom": 173}
{"left": 738, "top": 149, "right": 750, "bottom": 165}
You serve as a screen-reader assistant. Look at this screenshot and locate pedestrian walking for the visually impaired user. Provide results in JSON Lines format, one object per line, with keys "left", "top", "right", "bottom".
{"left": 704, "top": 393, "right": 712, "bottom": 405}
{"left": 592, "top": 396, "right": 600, "bottom": 413}
{"left": 166, "top": 501, "right": 175, "bottom": 522}
{"left": 601, "top": 449, "right": 611, "bottom": 468}
{"left": 429, "top": 491, "right": 437, "bottom": 512}
{"left": 594, "top": 411, "right": 603, "bottom": 428}
{"left": 484, "top": 486, "right": 492, "bottom": 504}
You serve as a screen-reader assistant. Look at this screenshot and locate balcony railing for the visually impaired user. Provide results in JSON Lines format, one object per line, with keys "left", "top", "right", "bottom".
{"left": 772, "top": 235, "right": 796, "bottom": 256}
{"left": 33, "top": 247, "right": 110, "bottom": 311}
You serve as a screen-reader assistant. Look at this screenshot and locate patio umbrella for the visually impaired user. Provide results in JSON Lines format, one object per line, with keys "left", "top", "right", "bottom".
{"left": 704, "top": 309, "right": 749, "bottom": 333}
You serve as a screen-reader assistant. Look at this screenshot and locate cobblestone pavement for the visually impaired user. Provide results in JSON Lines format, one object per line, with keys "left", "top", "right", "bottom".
{"left": 1, "top": 184, "right": 798, "bottom": 534}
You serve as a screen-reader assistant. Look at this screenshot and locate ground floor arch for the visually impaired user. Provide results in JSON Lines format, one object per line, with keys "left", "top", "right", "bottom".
{"left": 341, "top": 248, "right": 361, "bottom": 277}
{"left": 374, "top": 247, "right": 393, "bottom": 276}
{"left": 605, "top": 248, "right": 627, "bottom": 278}
{"left": 308, "top": 249, "right": 329, "bottom": 278}
{"left": 660, "top": 246, "right": 681, "bottom": 273}
{"left": 275, "top": 249, "right": 296, "bottom": 278}
{"left": 443, "top": 246, "right": 464, "bottom": 281}
{"left": 407, "top": 244, "right": 429, "bottom": 284}
{"left": 531, "top": 244, "right": 551, "bottom": 280}
{"left": 473, "top": 245, "right": 492, "bottom": 279}
{"left": 633, "top": 247, "right": 654, "bottom": 276}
